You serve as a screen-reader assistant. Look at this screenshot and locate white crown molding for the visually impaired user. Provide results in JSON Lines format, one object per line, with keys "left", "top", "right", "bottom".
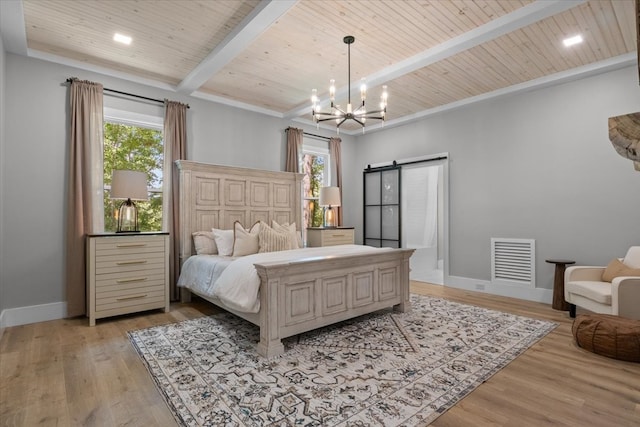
{"left": 301, "top": 53, "right": 635, "bottom": 137}
{"left": 373, "top": 53, "right": 637, "bottom": 133}
{"left": 28, "top": 49, "right": 178, "bottom": 92}
{"left": 2, "top": 0, "right": 630, "bottom": 138}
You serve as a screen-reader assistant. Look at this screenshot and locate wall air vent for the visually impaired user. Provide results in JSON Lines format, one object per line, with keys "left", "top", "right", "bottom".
{"left": 491, "top": 238, "right": 535, "bottom": 287}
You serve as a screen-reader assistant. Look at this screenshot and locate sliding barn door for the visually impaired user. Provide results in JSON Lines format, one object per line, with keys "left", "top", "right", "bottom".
{"left": 363, "top": 166, "right": 401, "bottom": 248}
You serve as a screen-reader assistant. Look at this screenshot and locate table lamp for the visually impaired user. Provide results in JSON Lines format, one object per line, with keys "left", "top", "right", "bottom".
{"left": 319, "top": 186, "right": 341, "bottom": 228}
{"left": 111, "top": 170, "right": 148, "bottom": 233}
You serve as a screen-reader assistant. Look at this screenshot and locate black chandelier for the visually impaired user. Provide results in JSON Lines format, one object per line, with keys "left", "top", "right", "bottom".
{"left": 311, "top": 36, "right": 388, "bottom": 132}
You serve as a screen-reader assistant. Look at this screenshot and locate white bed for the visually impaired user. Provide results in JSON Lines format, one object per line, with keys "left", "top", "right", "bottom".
{"left": 176, "top": 160, "right": 414, "bottom": 357}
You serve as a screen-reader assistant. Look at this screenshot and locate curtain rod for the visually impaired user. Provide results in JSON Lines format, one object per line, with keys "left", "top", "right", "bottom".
{"left": 65, "top": 78, "right": 190, "bottom": 108}
{"left": 304, "top": 132, "right": 331, "bottom": 141}
{"left": 286, "top": 127, "right": 331, "bottom": 141}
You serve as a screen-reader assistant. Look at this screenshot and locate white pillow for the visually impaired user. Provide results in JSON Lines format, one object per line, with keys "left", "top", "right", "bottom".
{"left": 272, "top": 220, "right": 301, "bottom": 249}
{"left": 259, "top": 222, "right": 292, "bottom": 253}
{"left": 212, "top": 228, "right": 234, "bottom": 256}
{"left": 232, "top": 221, "right": 261, "bottom": 257}
{"left": 192, "top": 231, "right": 217, "bottom": 255}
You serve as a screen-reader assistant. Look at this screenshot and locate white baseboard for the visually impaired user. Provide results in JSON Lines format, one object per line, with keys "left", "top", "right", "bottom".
{"left": 0, "top": 276, "right": 553, "bottom": 332}
{"left": 0, "top": 301, "right": 67, "bottom": 329}
{"left": 444, "top": 275, "right": 553, "bottom": 304}
{"left": 0, "top": 310, "right": 5, "bottom": 342}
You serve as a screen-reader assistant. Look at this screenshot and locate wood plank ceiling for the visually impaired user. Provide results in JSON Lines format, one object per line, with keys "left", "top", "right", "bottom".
{"left": 6, "top": 0, "right": 638, "bottom": 134}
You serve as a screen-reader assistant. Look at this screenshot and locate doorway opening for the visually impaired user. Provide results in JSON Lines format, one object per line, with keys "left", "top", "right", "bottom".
{"left": 401, "top": 162, "right": 444, "bottom": 284}
{"left": 363, "top": 154, "right": 448, "bottom": 285}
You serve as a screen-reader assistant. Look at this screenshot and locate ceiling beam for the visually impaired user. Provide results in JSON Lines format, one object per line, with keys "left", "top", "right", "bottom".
{"left": 176, "top": 0, "right": 298, "bottom": 95}
{"left": 284, "top": 0, "right": 586, "bottom": 119}
{"left": 0, "top": 0, "right": 28, "bottom": 55}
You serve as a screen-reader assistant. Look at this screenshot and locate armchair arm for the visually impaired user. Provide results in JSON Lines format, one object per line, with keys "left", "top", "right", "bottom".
{"left": 611, "top": 276, "right": 640, "bottom": 320}
{"left": 565, "top": 266, "right": 605, "bottom": 282}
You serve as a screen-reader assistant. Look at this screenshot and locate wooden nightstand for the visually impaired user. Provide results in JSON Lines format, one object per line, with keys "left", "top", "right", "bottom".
{"left": 86, "top": 232, "right": 170, "bottom": 326}
{"left": 306, "top": 227, "right": 355, "bottom": 247}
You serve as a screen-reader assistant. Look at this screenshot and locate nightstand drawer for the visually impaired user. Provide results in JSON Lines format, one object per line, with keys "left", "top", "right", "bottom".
{"left": 322, "top": 231, "right": 354, "bottom": 245}
{"left": 95, "top": 236, "right": 166, "bottom": 256}
{"left": 306, "top": 227, "right": 355, "bottom": 247}
{"left": 96, "top": 285, "right": 166, "bottom": 312}
{"left": 95, "top": 270, "right": 166, "bottom": 291}
{"left": 95, "top": 252, "right": 165, "bottom": 275}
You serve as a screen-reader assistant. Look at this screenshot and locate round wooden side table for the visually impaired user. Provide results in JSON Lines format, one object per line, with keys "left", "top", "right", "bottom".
{"left": 546, "top": 259, "right": 575, "bottom": 311}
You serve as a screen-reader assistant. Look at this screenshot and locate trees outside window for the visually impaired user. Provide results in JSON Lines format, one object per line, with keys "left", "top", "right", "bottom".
{"left": 103, "top": 122, "right": 163, "bottom": 232}
{"left": 301, "top": 146, "right": 330, "bottom": 229}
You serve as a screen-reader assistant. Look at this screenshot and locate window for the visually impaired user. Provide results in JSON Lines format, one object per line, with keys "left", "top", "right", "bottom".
{"left": 103, "top": 109, "right": 164, "bottom": 232}
{"left": 301, "top": 144, "right": 330, "bottom": 229}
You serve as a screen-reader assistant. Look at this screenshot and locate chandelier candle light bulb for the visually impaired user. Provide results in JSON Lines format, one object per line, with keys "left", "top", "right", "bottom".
{"left": 310, "top": 36, "right": 388, "bottom": 132}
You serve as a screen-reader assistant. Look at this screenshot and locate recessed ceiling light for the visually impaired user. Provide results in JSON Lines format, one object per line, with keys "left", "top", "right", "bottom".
{"left": 563, "top": 34, "right": 583, "bottom": 47}
{"left": 113, "top": 33, "right": 132, "bottom": 45}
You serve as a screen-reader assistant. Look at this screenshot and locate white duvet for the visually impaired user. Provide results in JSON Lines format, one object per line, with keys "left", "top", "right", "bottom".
{"left": 178, "top": 244, "right": 390, "bottom": 313}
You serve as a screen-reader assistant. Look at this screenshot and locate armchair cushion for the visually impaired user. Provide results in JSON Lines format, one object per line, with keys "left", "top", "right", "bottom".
{"left": 602, "top": 258, "right": 640, "bottom": 282}
{"left": 565, "top": 281, "right": 611, "bottom": 305}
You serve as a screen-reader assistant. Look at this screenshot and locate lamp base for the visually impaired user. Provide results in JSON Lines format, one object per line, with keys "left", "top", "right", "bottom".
{"left": 117, "top": 199, "right": 140, "bottom": 233}
{"left": 324, "top": 206, "right": 337, "bottom": 228}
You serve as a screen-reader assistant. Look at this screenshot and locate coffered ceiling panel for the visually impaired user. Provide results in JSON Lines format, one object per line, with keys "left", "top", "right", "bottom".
{"left": 2, "top": 0, "right": 635, "bottom": 134}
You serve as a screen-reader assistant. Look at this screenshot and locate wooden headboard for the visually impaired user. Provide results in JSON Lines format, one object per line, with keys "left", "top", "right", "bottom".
{"left": 175, "top": 160, "right": 303, "bottom": 265}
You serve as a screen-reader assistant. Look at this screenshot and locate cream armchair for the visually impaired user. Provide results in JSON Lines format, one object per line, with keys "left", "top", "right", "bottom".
{"left": 564, "top": 247, "right": 640, "bottom": 320}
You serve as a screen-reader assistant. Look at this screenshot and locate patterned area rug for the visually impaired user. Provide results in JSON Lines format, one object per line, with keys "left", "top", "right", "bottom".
{"left": 129, "top": 294, "right": 556, "bottom": 426}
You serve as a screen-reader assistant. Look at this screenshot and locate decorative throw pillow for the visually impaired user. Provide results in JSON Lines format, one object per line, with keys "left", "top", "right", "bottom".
{"left": 601, "top": 258, "right": 640, "bottom": 282}
{"left": 259, "top": 223, "right": 291, "bottom": 253}
{"left": 232, "top": 221, "right": 261, "bottom": 257}
{"left": 622, "top": 247, "right": 640, "bottom": 268}
{"left": 212, "top": 228, "right": 234, "bottom": 256}
{"left": 192, "top": 231, "right": 217, "bottom": 255}
{"left": 272, "top": 220, "right": 302, "bottom": 249}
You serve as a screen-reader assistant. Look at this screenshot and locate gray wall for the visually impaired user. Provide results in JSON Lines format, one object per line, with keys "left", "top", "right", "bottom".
{"left": 1, "top": 51, "right": 639, "bottom": 314}
{"left": 347, "top": 65, "right": 640, "bottom": 289}
{"left": 0, "top": 35, "right": 6, "bottom": 312}
{"left": 0, "top": 53, "right": 352, "bottom": 312}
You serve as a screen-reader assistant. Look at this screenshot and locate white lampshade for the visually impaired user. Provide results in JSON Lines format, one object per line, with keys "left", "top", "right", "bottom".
{"left": 111, "top": 170, "right": 148, "bottom": 201}
{"left": 319, "top": 186, "right": 341, "bottom": 207}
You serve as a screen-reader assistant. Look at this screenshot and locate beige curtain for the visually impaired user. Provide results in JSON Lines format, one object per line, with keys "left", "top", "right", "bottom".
{"left": 163, "top": 100, "right": 188, "bottom": 300}
{"left": 66, "top": 79, "right": 104, "bottom": 317}
{"left": 286, "top": 127, "right": 303, "bottom": 173}
{"left": 329, "top": 137, "right": 343, "bottom": 226}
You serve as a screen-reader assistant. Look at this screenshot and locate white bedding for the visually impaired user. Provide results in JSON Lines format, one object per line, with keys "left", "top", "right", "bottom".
{"left": 178, "top": 244, "right": 391, "bottom": 313}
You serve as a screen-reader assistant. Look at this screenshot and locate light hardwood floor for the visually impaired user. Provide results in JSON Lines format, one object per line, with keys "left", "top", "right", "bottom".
{"left": 1, "top": 282, "right": 639, "bottom": 426}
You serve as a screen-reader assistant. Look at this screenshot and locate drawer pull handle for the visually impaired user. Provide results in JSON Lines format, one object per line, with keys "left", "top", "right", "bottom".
{"left": 116, "top": 277, "right": 148, "bottom": 284}
{"left": 116, "top": 260, "right": 147, "bottom": 266}
{"left": 332, "top": 234, "right": 345, "bottom": 237}
{"left": 116, "top": 294, "right": 148, "bottom": 301}
{"left": 116, "top": 243, "right": 148, "bottom": 248}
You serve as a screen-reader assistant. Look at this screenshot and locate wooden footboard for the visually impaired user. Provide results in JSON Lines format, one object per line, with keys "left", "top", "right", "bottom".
{"left": 254, "top": 248, "right": 414, "bottom": 357}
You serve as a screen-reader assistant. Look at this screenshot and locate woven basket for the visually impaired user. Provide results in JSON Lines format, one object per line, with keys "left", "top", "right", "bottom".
{"left": 572, "top": 314, "right": 640, "bottom": 363}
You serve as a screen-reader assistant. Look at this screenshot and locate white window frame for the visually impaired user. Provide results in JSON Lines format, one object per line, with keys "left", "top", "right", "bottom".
{"left": 102, "top": 107, "right": 164, "bottom": 231}
{"left": 300, "top": 144, "right": 331, "bottom": 189}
